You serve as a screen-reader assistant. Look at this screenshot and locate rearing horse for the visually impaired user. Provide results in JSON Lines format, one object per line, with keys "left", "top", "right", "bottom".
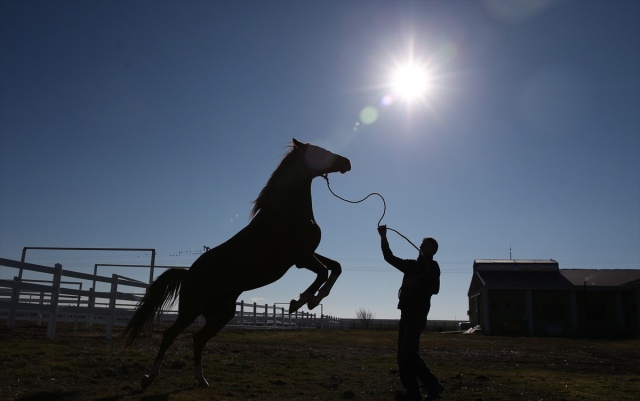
{"left": 123, "top": 138, "right": 351, "bottom": 389}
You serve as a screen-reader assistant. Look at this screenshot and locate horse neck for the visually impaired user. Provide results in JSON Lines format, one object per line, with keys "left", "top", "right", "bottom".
{"left": 259, "top": 177, "right": 314, "bottom": 219}
{"left": 253, "top": 156, "right": 319, "bottom": 220}
{"left": 280, "top": 179, "right": 314, "bottom": 218}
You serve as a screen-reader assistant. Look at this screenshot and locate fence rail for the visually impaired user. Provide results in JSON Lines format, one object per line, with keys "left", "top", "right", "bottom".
{"left": 0, "top": 257, "right": 347, "bottom": 340}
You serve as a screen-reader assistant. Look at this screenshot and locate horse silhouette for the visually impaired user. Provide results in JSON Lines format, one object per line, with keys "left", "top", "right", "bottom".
{"left": 123, "top": 138, "right": 351, "bottom": 388}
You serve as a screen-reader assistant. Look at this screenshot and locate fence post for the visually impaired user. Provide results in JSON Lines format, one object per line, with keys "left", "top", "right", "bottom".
{"left": 253, "top": 302, "right": 257, "bottom": 325}
{"left": 7, "top": 276, "right": 21, "bottom": 329}
{"left": 47, "top": 264, "right": 63, "bottom": 341}
{"left": 38, "top": 291, "right": 45, "bottom": 326}
{"left": 148, "top": 250, "right": 156, "bottom": 285}
{"left": 87, "top": 288, "right": 95, "bottom": 329}
{"left": 11, "top": 249, "right": 29, "bottom": 327}
{"left": 73, "top": 283, "right": 82, "bottom": 335}
{"left": 240, "top": 300, "right": 244, "bottom": 325}
{"left": 106, "top": 274, "right": 118, "bottom": 340}
{"left": 264, "top": 303, "right": 268, "bottom": 325}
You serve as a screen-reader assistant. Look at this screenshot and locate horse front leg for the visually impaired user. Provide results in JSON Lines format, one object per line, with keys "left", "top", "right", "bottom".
{"left": 307, "top": 253, "right": 341, "bottom": 310}
{"left": 290, "top": 255, "right": 329, "bottom": 313}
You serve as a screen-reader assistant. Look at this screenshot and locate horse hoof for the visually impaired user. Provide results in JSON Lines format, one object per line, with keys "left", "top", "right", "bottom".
{"left": 308, "top": 296, "right": 322, "bottom": 310}
{"left": 289, "top": 299, "right": 305, "bottom": 313}
{"left": 196, "top": 376, "right": 210, "bottom": 388}
{"left": 141, "top": 374, "right": 155, "bottom": 390}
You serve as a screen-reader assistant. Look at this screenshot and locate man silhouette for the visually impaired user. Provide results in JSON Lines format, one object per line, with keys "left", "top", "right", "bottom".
{"left": 377, "top": 225, "right": 444, "bottom": 401}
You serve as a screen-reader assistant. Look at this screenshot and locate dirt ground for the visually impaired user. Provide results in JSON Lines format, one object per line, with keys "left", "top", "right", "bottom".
{"left": 1, "top": 324, "right": 639, "bottom": 401}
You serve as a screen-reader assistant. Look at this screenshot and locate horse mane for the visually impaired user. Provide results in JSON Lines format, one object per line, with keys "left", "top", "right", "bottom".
{"left": 251, "top": 144, "right": 298, "bottom": 218}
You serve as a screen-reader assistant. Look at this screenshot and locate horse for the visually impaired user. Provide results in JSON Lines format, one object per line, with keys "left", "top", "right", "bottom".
{"left": 123, "top": 138, "right": 351, "bottom": 389}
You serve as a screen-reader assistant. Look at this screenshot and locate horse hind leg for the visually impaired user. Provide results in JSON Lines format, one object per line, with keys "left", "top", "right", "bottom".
{"left": 141, "top": 309, "right": 199, "bottom": 389}
{"left": 308, "top": 254, "right": 342, "bottom": 310}
{"left": 193, "top": 297, "right": 238, "bottom": 388}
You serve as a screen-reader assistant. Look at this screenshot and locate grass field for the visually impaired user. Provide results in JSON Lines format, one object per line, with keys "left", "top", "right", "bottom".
{"left": 1, "top": 324, "right": 639, "bottom": 401}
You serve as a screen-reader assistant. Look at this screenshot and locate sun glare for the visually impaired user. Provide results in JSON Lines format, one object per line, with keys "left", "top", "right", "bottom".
{"left": 391, "top": 63, "right": 432, "bottom": 102}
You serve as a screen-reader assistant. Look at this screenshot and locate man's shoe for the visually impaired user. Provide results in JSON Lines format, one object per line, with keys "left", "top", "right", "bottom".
{"left": 404, "top": 389, "right": 424, "bottom": 401}
{"left": 424, "top": 383, "right": 444, "bottom": 400}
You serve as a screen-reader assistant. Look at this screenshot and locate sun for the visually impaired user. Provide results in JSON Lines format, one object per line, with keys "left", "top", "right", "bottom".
{"left": 390, "top": 62, "right": 432, "bottom": 102}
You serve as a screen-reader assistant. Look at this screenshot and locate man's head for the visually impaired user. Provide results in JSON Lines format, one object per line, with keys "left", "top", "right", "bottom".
{"left": 420, "top": 237, "right": 438, "bottom": 257}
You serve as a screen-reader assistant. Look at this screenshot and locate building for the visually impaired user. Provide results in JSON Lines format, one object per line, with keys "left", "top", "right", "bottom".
{"left": 467, "top": 259, "right": 640, "bottom": 338}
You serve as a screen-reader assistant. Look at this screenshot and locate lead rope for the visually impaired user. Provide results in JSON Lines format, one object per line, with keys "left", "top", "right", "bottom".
{"left": 321, "top": 174, "right": 422, "bottom": 255}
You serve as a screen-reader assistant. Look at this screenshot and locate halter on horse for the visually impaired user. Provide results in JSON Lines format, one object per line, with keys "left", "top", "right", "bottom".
{"left": 123, "top": 138, "right": 351, "bottom": 389}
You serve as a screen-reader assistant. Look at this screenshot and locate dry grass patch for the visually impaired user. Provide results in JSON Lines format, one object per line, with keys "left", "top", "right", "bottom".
{"left": 1, "top": 324, "right": 638, "bottom": 401}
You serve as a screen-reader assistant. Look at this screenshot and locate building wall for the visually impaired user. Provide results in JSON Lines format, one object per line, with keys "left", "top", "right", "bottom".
{"left": 468, "top": 293, "right": 480, "bottom": 326}
{"left": 622, "top": 289, "right": 639, "bottom": 336}
{"left": 482, "top": 289, "right": 625, "bottom": 337}
{"left": 531, "top": 290, "right": 572, "bottom": 337}
{"left": 576, "top": 289, "right": 620, "bottom": 337}
{"left": 488, "top": 290, "right": 527, "bottom": 336}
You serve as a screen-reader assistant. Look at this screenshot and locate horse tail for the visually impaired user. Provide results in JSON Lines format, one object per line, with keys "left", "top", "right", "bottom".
{"left": 122, "top": 268, "right": 187, "bottom": 348}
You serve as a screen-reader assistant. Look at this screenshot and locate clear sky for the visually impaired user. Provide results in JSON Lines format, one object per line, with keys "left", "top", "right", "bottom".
{"left": 1, "top": 0, "right": 638, "bottom": 320}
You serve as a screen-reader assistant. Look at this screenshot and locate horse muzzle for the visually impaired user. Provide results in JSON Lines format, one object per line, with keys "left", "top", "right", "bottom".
{"left": 338, "top": 159, "right": 351, "bottom": 174}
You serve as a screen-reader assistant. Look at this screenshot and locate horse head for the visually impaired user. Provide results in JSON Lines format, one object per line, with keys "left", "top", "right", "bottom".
{"left": 292, "top": 138, "right": 351, "bottom": 178}
{"left": 251, "top": 139, "right": 351, "bottom": 218}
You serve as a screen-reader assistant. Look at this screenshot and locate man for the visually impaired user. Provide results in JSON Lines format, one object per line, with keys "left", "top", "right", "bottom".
{"left": 377, "top": 225, "right": 444, "bottom": 401}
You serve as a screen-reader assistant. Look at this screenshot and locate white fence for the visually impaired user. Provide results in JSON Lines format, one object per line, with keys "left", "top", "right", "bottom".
{"left": 0, "top": 257, "right": 346, "bottom": 340}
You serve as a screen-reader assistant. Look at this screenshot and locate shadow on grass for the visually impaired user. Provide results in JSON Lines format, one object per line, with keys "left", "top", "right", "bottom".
{"left": 94, "top": 388, "right": 181, "bottom": 401}
{"left": 16, "top": 391, "right": 81, "bottom": 401}
{"left": 15, "top": 388, "right": 188, "bottom": 401}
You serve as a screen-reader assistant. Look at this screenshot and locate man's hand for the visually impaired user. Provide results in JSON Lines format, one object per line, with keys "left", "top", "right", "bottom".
{"left": 377, "top": 225, "right": 387, "bottom": 236}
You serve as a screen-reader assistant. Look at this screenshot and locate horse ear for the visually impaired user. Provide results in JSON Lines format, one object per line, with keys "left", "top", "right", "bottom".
{"left": 292, "top": 138, "right": 303, "bottom": 149}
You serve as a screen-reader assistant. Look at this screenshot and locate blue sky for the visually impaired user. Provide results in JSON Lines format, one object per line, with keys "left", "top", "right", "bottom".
{"left": 1, "top": 0, "right": 638, "bottom": 320}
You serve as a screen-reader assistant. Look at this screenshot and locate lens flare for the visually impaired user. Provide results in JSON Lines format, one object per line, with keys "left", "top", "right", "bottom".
{"left": 360, "top": 106, "right": 379, "bottom": 125}
{"left": 380, "top": 95, "right": 395, "bottom": 107}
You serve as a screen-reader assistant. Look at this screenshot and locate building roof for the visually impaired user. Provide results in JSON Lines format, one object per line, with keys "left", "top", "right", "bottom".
{"left": 468, "top": 270, "right": 573, "bottom": 295}
{"left": 560, "top": 269, "right": 640, "bottom": 288}
{"left": 473, "top": 259, "right": 559, "bottom": 272}
{"left": 468, "top": 260, "right": 640, "bottom": 295}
